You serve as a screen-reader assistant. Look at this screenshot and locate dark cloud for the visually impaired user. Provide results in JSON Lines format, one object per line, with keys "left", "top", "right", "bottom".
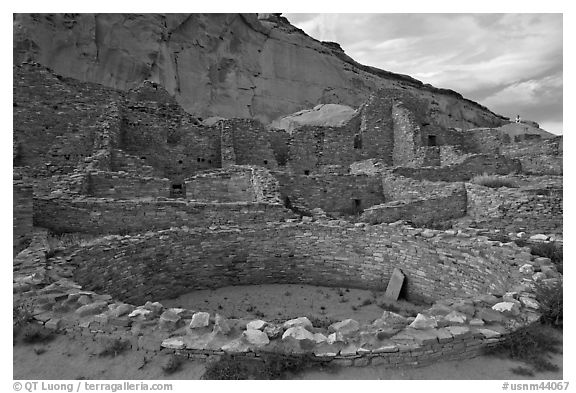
{"left": 284, "top": 13, "right": 563, "bottom": 134}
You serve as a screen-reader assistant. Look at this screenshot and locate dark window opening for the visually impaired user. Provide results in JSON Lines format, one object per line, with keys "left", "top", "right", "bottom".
{"left": 304, "top": 170, "right": 310, "bottom": 176}
{"left": 170, "top": 183, "right": 186, "bottom": 198}
{"left": 178, "top": 160, "right": 183, "bottom": 164}
{"left": 351, "top": 198, "right": 363, "bottom": 215}
{"left": 208, "top": 160, "right": 212, "bottom": 164}
{"left": 201, "top": 158, "right": 205, "bottom": 162}
{"left": 140, "top": 156, "right": 146, "bottom": 160}
{"left": 263, "top": 160, "right": 268, "bottom": 165}
{"left": 427, "top": 135, "right": 437, "bottom": 147}
{"left": 197, "top": 158, "right": 201, "bottom": 162}
{"left": 353, "top": 134, "right": 362, "bottom": 149}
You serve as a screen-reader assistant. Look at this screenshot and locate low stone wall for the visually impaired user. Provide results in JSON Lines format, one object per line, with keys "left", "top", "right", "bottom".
{"left": 33, "top": 197, "right": 294, "bottom": 235}
{"left": 185, "top": 169, "right": 256, "bottom": 202}
{"left": 69, "top": 222, "right": 533, "bottom": 306}
{"left": 465, "top": 179, "right": 563, "bottom": 234}
{"left": 502, "top": 137, "right": 562, "bottom": 175}
{"left": 381, "top": 171, "right": 461, "bottom": 201}
{"left": 86, "top": 171, "right": 171, "bottom": 199}
{"left": 394, "top": 154, "right": 521, "bottom": 182}
{"left": 362, "top": 185, "right": 467, "bottom": 226}
{"left": 276, "top": 173, "right": 385, "bottom": 215}
{"left": 13, "top": 178, "right": 33, "bottom": 256}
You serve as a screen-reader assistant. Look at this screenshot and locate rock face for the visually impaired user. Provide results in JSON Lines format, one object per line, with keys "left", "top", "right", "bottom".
{"left": 13, "top": 13, "right": 507, "bottom": 128}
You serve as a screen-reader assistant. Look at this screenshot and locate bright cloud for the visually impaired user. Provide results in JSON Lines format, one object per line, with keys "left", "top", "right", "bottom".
{"left": 284, "top": 13, "right": 563, "bottom": 134}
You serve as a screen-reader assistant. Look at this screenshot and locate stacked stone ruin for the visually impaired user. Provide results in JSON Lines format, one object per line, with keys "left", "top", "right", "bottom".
{"left": 13, "top": 63, "right": 563, "bottom": 368}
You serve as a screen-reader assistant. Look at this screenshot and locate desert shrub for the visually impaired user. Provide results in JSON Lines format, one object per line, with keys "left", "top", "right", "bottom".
{"left": 21, "top": 324, "right": 55, "bottom": 344}
{"left": 483, "top": 324, "right": 561, "bottom": 372}
{"left": 98, "top": 338, "right": 130, "bottom": 357}
{"left": 201, "top": 354, "right": 318, "bottom": 380}
{"left": 530, "top": 242, "right": 563, "bottom": 273}
{"left": 472, "top": 174, "right": 518, "bottom": 188}
{"left": 361, "top": 298, "right": 373, "bottom": 307}
{"left": 535, "top": 280, "right": 563, "bottom": 327}
{"left": 162, "top": 354, "right": 183, "bottom": 375}
{"left": 510, "top": 366, "right": 535, "bottom": 376}
{"left": 13, "top": 300, "right": 34, "bottom": 328}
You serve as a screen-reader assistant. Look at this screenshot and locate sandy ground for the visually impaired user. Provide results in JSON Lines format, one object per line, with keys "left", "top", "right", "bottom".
{"left": 159, "top": 283, "right": 426, "bottom": 324}
{"left": 13, "top": 283, "right": 563, "bottom": 380}
{"left": 13, "top": 331, "right": 562, "bottom": 380}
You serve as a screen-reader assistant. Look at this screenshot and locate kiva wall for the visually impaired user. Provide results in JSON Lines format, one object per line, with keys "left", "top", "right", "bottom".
{"left": 71, "top": 223, "right": 522, "bottom": 306}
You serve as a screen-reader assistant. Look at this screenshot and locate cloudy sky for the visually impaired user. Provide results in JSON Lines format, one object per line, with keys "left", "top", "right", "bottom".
{"left": 284, "top": 13, "right": 563, "bottom": 134}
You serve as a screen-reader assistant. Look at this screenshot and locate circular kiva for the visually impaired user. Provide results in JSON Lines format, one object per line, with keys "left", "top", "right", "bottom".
{"left": 20, "top": 220, "right": 559, "bottom": 368}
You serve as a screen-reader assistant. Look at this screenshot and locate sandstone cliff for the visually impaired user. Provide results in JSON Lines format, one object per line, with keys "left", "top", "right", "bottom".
{"left": 13, "top": 13, "right": 508, "bottom": 129}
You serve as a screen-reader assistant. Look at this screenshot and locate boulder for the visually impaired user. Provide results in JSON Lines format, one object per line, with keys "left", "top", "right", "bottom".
{"left": 161, "top": 337, "right": 185, "bottom": 350}
{"left": 246, "top": 319, "right": 268, "bottom": 331}
{"left": 75, "top": 301, "right": 108, "bottom": 317}
{"left": 442, "top": 310, "right": 467, "bottom": 324}
{"left": 109, "top": 303, "right": 135, "bottom": 318}
{"left": 243, "top": 329, "right": 270, "bottom": 346}
{"left": 328, "top": 319, "right": 360, "bottom": 335}
{"left": 158, "top": 310, "right": 181, "bottom": 330}
{"left": 283, "top": 317, "right": 312, "bottom": 330}
{"left": 409, "top": 314, "right": 437, "bottom": 330}
{"left": 519, "top": 264, "right": 535, "bottom": 275}
{"left": 492, "top": 302, "right": 520, "bottom": 316}
{"left": 189, "top": 312, "right": 210, "bottom": 328}
{"left": 529, "top": 234, "right": 549, "bottom": 241}
{"left": 282, "top": 326, "right": 315, "bottom": 341}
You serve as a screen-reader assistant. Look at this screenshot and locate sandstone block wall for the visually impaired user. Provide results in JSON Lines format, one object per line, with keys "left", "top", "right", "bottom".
{"left": 70, "top": 223, "right": 523, "bottom": 305}
{"left": 276, "top": 173, "right": 385, "bottom": 215}
{"left": 13, "top": 179, "right": 33, "bottom": 256}
{"left": 33, "top": 197, "right": 293, "bottom": 235}
{"left": 85, "top": 171, "right": 171, "bottom": 199}
{"left": 362, "top": 186, "right": 467, "bottom": 226}
{"left": 465, "top": 180, "right": 562, "bottom": 234}
{"left": 394, "top": 154, "right": 521, "bottom": 182}
{"left": 381, "top": 171, "right": 462, "bottom": 202}
{"left": 502, "top": 137, "right": 562, "bottom": 175}
{"left": 185, "top": 169, "right": 256, "bottom": 202}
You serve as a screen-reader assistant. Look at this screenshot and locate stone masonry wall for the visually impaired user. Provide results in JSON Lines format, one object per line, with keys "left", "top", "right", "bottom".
{"left": 501, "top": 137, "right": 562, "bottom": 175}
{"left": 85, "top": 171, "right": 171, "bottom": 199}
{"left": 224, "top": 119, "right": 278, "bottom": 170}
{"left": 70, "top": 223, "right": 526, "bottom": 306}
{"left": 465, "top": 179, "right": 562, "bottom": 234}
{"left": 33, "top": 197, "right": 294, "bottom": 235}
{"left": 361, "top": 186, "right": 467, "bottom": 226}
{"left": 381, "top": 171, "right": 462, "bottom": 202}
{"left": 13, "top": 178, "right": 34, "bottom": 256}
{"left": 394, "top": 154, "right": 521, "bottom": 182}
{"left": 185, "top": 169, "right": 256, "bottom": 202}
{"left": 276, "top": 173, "right": 385, "bottom": 215}
{"left": 392, "top": 102, "right": 421, "bottom": 167}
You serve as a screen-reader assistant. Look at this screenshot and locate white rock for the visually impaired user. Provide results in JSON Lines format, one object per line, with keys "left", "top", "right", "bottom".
{"left": 327, "top": 332, "right": 345, "bottom": 344}
{"left": 161, "top": 337, "right": 185, "bottom": 350}
{"left": 313, "top": 333, "right": 328, "bottom": 343}
{"left": 283, "top": 317, "right": 313, "bottom": 330}
{"left": 243, "top": 329, "right": 270, "bottom": 346}
{"left": 282, "top": 326, "right": 315, "bottom": 341}
{"left": 519, "top": 264, "right": 535, "bottom": 275}
{"left": 246, "top": 319, "right": 268, "bottom": 331}
{"left": 328, "top": 319, "right": 360, "bottom": 335}
{"left": 189, "top": 312, "right": 210, "bottom": 328}
{"left": 443, "top": 310, "right": 467, "bottom": 324}
{"left": 128, "top": 308, "right": 151, "bottom": 319}
{"left": 492, "top": 302, "right": 520, "bottom": 315}
{"left": 409, "top": 313, "right": 437, "bottom": 329}
{"left": 532, "top": 272, "right": 547, "bottom": 282}
{"left": 529, "top": 234, "right": 549, "bottom": 241}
